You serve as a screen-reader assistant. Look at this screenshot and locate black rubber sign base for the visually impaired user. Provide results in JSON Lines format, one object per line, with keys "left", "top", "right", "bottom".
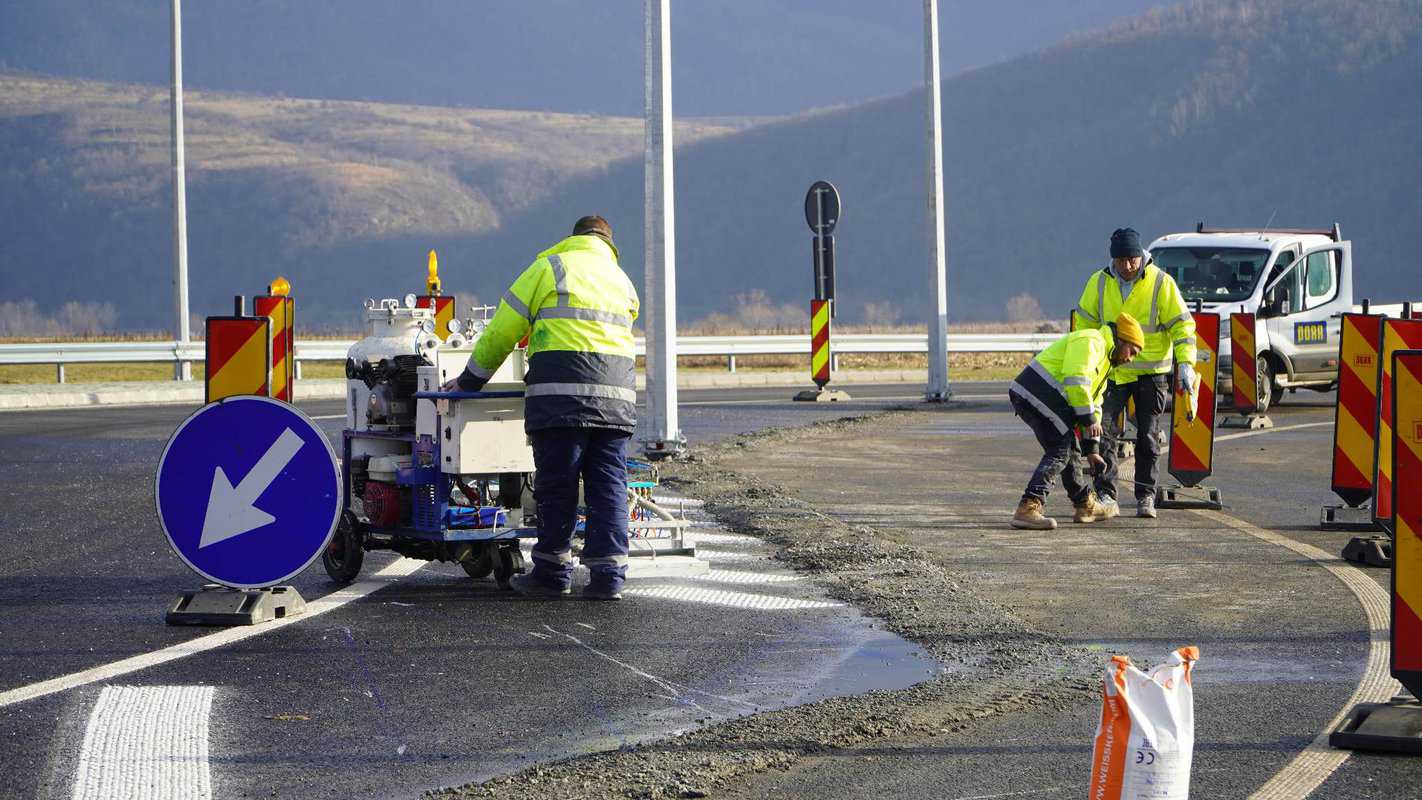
{"left": 1332, "top": 698, "right": 1422, "bottom": 753}
{"left": 166, "top": 584, "right": 307, "bottom": 626}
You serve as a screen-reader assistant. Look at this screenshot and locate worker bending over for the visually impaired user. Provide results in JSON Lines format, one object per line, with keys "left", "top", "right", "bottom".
{"left": 1009, "top": 313, "right": 1146, "bottom": 530}
{"left": 1072, "top": 228, "right": 1196, "bottom": 519}
{"left": 445, "top": 215, "right": 640, "bottom": 600}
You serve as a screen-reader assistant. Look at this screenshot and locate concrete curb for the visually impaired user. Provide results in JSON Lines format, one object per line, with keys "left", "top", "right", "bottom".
{"left": 0, "top": 370, "right": 930, "bottom": 412}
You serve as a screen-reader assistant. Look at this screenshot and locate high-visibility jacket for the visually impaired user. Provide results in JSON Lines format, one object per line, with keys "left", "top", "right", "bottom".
{"left": 1071, "top": 262, "right": 1196, "bottom": 384}
{"left": 1009, "top": 326, "right": 1116, "bottom": 435}
{"left": 459, "top": 234, "right": 640, "bottom": 433}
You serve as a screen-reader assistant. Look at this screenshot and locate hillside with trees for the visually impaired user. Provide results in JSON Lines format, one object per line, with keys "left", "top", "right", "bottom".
{"left": 1, "top": 0, "right": 1419, "bottom": 331}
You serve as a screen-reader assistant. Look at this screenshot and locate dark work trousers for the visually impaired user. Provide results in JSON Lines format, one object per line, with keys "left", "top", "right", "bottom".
{"left": 1096, "top": 374, "right": 1170, "bottom": 502}
{"left": 1010, "top": 394, "right": 1091, "bottom": 506}
{"left": 528, "top": 427, "right": 631, "bottom": 590}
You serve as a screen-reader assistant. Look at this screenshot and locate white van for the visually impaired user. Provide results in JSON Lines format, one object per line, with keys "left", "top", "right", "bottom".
{"left": 1149, "top": 224, "right": 1360, "bottom": 413}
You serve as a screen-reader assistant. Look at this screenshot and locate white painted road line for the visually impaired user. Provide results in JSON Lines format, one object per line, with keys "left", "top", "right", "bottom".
{"left": 692, "top": 548, "right": 765, "bottom": 562}
{"left": 690, "top": 569, "right": 804, "bottom": 585}
{"left": 1195, "top": 509, "right": 1399, "bottom": 800}
{"left": 626, "top": 585, "right": 841, "bottom": 610}
{"left": 1215, "top": 421, "right": 1333, "bottom": 443}
{"left": 690, "top": 531, "right": 768, "bottom": 546}
{"left": 0, "top": 558, "right": 424, "bottom": 709}
{"left": 71, "top": 685, "right": 213, "bottom": 800}
{"left": 308, "top": 413, "right": 345, "bottom": 420}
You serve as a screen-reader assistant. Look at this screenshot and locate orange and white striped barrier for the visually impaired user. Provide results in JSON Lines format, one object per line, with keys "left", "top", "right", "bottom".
{"left": 253, "top": 278, "right": 294, "bottom": 403}
{"left": 1373, "top": 320, "right": 1422, "bottom": 533}
{"left": 1158, "top": 311, "right": 1221, "bottom": 509}
{"left": 1222, "top": 310, "right": 1271, "bottom": 429}
{"left": 1322, "top": 313, "right": 1384, "bottom": 531}
{"left": 204, "top": 312, "right": 271, "bottom": 403}
{"left": 1392, "top": 348, "right": 1422, "bottom": 698}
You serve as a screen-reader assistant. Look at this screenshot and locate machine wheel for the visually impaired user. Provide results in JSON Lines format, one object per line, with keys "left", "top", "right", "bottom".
{"left": 459, "top": 542, "right": 495, "bottom": 580}
{"left": 322, "top": 511, "right": 365, "bottom": 585}
{"left": 492, "top": 543, "right": 527, "bottom": 589}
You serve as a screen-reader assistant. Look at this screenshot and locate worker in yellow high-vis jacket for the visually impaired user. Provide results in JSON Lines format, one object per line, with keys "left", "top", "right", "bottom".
{"left": 1008, "top": 313, "right": 1146, "bottom": 530}
{"left": 443, "top": 215, "right": 640, "bottom": 600}
{"left": 1071, "top": 228, "right": 1196, "bottom": 519}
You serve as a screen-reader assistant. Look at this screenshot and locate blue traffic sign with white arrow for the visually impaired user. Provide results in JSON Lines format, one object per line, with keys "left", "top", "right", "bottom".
{"left": 155, "top": 396, "right": 342, "bottom": 589}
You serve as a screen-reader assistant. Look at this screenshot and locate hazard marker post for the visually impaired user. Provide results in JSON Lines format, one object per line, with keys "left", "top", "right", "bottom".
{"left": 1323, "top": 312, "right": 1384, "bottom": 534}
{"left": 205, "top": 296, "right": 272, "bottom": 403}
{"left": 253, "top": 277, "right": 295, "bottom": 403}
{"left": 1373, "top": 319, "right": 1422, "bottom": 534}
{"left": 795, "top": 180, "right": 850, "bottom": 402}
{"left": 1221, "top": 309, "right": 1272, "bottom": 429}
{"left": 1331, "top": 348, "right": 1422, "bottom": 752}
{"left": 1157, "top": 310, "right": 1222, "bottom": 509}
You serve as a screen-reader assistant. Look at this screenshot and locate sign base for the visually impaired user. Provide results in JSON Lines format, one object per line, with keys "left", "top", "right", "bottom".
{"left": 1331, "top": 698, "right": 1422, "bottom": 753}
{"left": 1220, "top": 414, "right": 1273, "bottom": 429}
{"left": 166, "top": 584, "right": 307, "bottom": 627}
{"left": 1340, "top": 535, "right": 1393, "bottom": 568}
{"left": 794, "top": 388, "right": 852, "bottom": 403}
{"left": 1156, "top": 485, "right": 1223, "bottom": 510}
{"left": 1321, "top": 505, "right": 1382, "bottom": 532}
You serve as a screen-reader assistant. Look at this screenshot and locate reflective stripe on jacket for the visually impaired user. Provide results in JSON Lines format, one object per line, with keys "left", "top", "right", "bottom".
{"left": 1071, "top": 262, "right": 1196, "bottom": 383}
{"left": 464, "top": 234, "right": 640, "bottom": 433}
{"left": 1009, "top": 326, "right": 1115, "bottom": 435}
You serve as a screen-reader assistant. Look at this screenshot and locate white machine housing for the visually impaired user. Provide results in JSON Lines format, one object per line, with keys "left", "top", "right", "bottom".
{"left": 345, "top": 298, "right": 532, "bottom": 476}
{"left": 412, "top": 341, "right": 533, "bottom": 475}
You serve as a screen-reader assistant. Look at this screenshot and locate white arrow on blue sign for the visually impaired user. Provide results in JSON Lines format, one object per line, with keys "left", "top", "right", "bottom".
{"left": 155, "top": 396, "right": 342, "bottom": 589}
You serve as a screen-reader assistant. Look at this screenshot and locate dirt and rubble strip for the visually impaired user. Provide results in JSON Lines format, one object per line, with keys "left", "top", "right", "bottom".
{"left": 429, "top": 409, "right": 1102, "bottom": 800}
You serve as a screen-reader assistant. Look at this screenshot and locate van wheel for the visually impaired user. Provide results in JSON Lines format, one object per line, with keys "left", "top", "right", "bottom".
{"left": 1256, "top": 355, "right": 1284, "bottom": 413}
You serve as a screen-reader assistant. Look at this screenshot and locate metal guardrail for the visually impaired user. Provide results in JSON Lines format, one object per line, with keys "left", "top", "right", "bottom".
{"left": 0, "top": 333, "right": 1053, "bottom": 382}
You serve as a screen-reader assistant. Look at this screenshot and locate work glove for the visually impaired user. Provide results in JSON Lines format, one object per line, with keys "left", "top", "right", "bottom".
{"left": 1087, "top": 452, "right": 1107, "bottom": 477}
{"left": 1176, "top": 362, "right": 1196, "bottom": 395}
{"left": 441, "top": 368, "right": 487, "bottom": 394}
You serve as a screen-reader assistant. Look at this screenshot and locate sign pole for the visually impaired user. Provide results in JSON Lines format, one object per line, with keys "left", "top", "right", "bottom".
{"left": 642, "top": 0, "right": 685, "bottom": 458}
{"left": 795, "top": 181, "right": 849, "bottom": 403}
{"left": 170, "top": 0, "right": 192, "bottom": 382}
{"left": 923, "top": 0, "right": 951, "bottom": 402}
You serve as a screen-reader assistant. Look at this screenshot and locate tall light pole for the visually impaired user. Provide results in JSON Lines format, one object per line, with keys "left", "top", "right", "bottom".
{"left": 171, "top": 0, "right": 192, "bottom": 380}
{"left": 923, "top": 0, "right": 951, "bottom": 401}
{"left": 643, "top": 0, "right": 685, "bottom": 456}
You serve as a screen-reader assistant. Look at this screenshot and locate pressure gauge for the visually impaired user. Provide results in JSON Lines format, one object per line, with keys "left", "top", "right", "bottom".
{"left": 403, "top": 293, "right": 417, "bottom": 309}
{"left": 446, "top": 318, "right": 463, "bottom": 335}
{"left": 420, "top": 319, "right": 436, "bottom": 334}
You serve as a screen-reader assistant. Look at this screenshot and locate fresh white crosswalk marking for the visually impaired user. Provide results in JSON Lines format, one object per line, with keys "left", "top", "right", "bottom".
{"left": 71, "top": 685, "right": 213, "bottom": 800}
{"left": 625, "top": 585, "right": 841, "bottom": 610}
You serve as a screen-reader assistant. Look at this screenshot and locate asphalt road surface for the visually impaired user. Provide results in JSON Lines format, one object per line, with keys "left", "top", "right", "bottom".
{"left": 0, "top": 385, "right": 925, "bottom": 800}
{"left": 0, "top": 381, "right": 1403, "bottom": 799}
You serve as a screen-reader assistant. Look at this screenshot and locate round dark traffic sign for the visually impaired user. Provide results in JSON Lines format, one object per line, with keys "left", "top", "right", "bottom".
{"left": 804, "top": 180, "right": 841, "bottom": 235}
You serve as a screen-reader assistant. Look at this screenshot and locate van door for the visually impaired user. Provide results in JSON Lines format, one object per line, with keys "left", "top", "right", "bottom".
{"left": 1261, "top": 243, "right": 1347, "bottom": 379}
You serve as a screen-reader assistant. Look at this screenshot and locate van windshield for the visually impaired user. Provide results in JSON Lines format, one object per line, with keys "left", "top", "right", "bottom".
{"left": 1153, "top": 247, "right": 1275, "bottom": 303}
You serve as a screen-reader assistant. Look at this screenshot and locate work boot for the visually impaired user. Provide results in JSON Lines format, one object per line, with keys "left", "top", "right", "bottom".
{"left": 1073, "top": 493, "right": 1110, "bottom": 524}
{"left": 1137, "top": 495, "right": 1158, "bottom": 519}
{"left": 582, "top": 582, "right": 624, "bottom": 601}
{"left": 507, "top": 572, "right": 571, "bottom": 597}
{"left": 1096, "top": 496, "right": 1121, "bottom": 520}
{"left": 1011, "top": 498, "right": 1057, "bottom": 530}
